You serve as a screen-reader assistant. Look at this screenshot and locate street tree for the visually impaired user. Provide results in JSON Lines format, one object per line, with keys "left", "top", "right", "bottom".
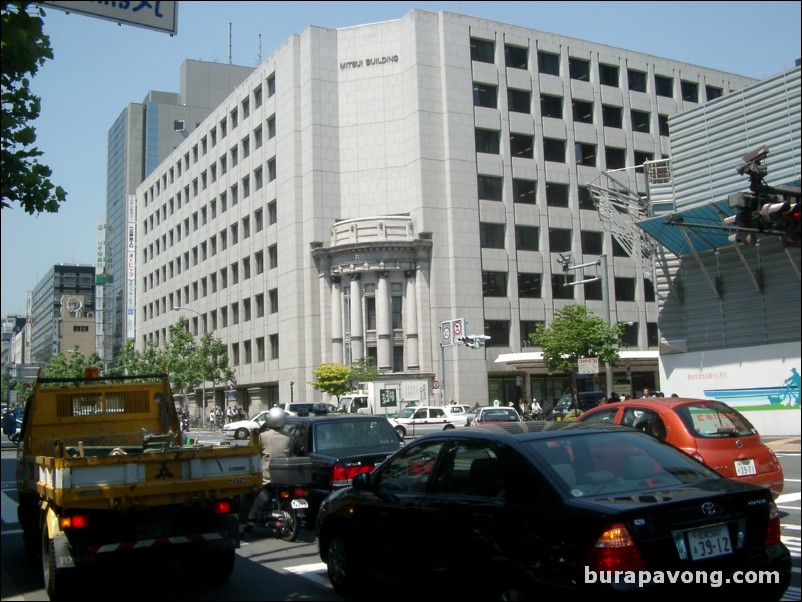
{"left": 530, "top": 304, "right": 624, "bottom": 408}
{"left": 197, "top": 331, "right": 234, "bottom": 409}
{"left": 109, "top": 340, "right": 166, "bottom": 377}
{"left": 163, "top": 316, "right": 200, "bottom": 407}
{"left": 1, "top": 1, "right": 67, "bottom": 214}
{"left": 43, "top": 347, "right": 104, "bottom": 381}
{"left": 348, "top": 356, "right": 379, "bottom": 383}
{"left": 310, "top": 363, "right": 351, "bottom": 399}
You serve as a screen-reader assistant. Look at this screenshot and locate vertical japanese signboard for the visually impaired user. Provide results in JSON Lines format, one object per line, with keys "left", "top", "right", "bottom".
{"left": 126, "top": 196, "right": 137, "bottom": 339}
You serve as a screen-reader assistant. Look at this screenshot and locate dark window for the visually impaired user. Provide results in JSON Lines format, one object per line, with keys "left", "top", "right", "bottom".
{"left": 548, "top": 228, "right": 572, "bottom": 253}
{"left": 647, "top": 322, "right": 659, "bottom": 347}
{"left": 484, "top": 320, "right": 510, "bottom": 347}
{"left": 508, "top": 89, "right": 531, "bottom": 113}
{"left": 705, "top": 85, "right": 723, "bottom": 101}
{"left": 575, "top": 143, "right": 596, "bottom": 167}
{"left": 605, "top": 146, "right": 626, "bottom": 170}
{"left": 599, "top": 63, "right": 619, "bottom": 87}
{"left": 681, "top": 80, "right": 699, "bottom": 103}
{"left": 515, "top": 226, "right": 539, "bottom": 251}
{"left": 482, "top": 272, "right": 508, "bottom": 297}
{"left": 658, "top": 114, "right": 670, "bottom": 137}
{"left": 543, "top": 138, "right": 566, "bottom": 163}
{"left": 612, "top": 237, "right": 630, "bottom": 258}
{"left": 631, "top": 110, "right": 650, "bottom": 133}
{"left": 480, "top": 223, "right": 505, "bottom": 248}
{"left": 537, "top": 51, "right": 560, "bottom": 76}
{"left": 634, "top": 151, "right": 654, "bottom": 172}
{"left": 578, "top": 186, "right": 595, "bottom": 211}
{"left": 510, "top": 133, "right": 534, "bottom": 158}
{"left": 470, "top": 38, "right": 495, "bottom": 63}
{"left": 621, "top": 323, "right": 638, "bottom": 347}
{"left": 476, "top": 129, "right": 501, "bottom": 154}
{"left": 644, "top": 278, "right": 655, "bottom": 302}
{"left": 473, "top": 83, "right": 498, "bottom": 108}
{"left": 602, "top": 105, "right": 623, "bottom": 128}
{"left": 551, "top": 274, "right": 575, "bottom": 299}
{"left": 628, "top": 69, "right": 647, "bottom": 92}
{"left": 546, "top": 183, "right": 569, "bottom": 207}
{"left": 513, "top": 179, "right": 537, "bottom": 204}
{"left": 505, "top": 44, "right": 528, "bottom": 69}
{"left": 518, "top": 273, "right": 542, "bottom": 298}
{"left": 569, "top": 57, "right": 590, "bottom": 81}
{"left": 582, "top": 231, "right": 603, "bottom": 255}
{"left": 540, "top": 94, "right": 563, "bottom": 118}
{"left": 520, "top": 321, "right": 543, "bottom": 346}
{"left": 572, "top": 100, "right": 593, "bottom": 124}
{"left": 655, "top": 75, "right": 673, "bottom": 98}
{"left": 478, "top": 176, "right": 503, "bottom": 201}
{"left": 584, "top": 278, "right": 602, "bottom": 300}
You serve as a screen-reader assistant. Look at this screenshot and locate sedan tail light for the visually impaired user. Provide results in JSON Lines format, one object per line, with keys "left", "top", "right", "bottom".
{"left": 331, "top": 461, "right": 374, "bottom": 487}
{"left": 583, "top": 523, "right": 646, "bottom": 572}
{"left": 765, "top": 501, "right": 782, "bottom": 547}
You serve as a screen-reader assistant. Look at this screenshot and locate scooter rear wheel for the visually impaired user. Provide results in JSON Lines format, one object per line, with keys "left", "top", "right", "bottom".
{"left": 278, "top": 504, "right": 299, "bottom": 542}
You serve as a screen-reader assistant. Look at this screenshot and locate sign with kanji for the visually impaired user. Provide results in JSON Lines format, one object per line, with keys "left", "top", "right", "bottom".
{"left": 379, "top": 389, "right": 398, "bottom": 407}
{"left": 578, "top": 357, "right": 599, "bottom": 375}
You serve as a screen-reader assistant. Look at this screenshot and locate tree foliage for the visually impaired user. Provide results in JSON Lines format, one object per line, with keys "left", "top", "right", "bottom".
{"left": 42, "top": 347, "right": 104, "bottom": 381}
{"left": 310, "top": 363, "right": 351, "bottom": 398}
{"left": 1, "top": 1, "right": 67, "bottom": 213}
{"left": 348, "top": 356, "right": 379, "bottom": 383}
{"left": 530, "top": 305, "right": 624, "bottom": 375}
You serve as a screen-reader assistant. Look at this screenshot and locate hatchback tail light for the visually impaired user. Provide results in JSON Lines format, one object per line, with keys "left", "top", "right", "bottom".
{"left": 331, "top": 461, "right": 374, "bottom": 487}
{"left": 583, "top": 523, "right": 646, "bottom": 572}
{"left": 765, "top": 501, "right": 782, "bottom": 547}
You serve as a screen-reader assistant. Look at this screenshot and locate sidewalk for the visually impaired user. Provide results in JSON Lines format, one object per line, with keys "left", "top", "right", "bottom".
{"left": 765, "top": 436, "right": 801, "bottom": 453}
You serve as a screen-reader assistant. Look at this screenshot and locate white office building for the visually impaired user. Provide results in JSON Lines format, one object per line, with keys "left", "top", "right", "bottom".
{"left": 136, "top": 10, "right": 757, "bottom": 414}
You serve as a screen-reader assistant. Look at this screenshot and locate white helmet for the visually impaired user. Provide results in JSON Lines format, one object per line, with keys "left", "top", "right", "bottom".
{"left": 267, "top": 406, "right": 288, "bottom": 429}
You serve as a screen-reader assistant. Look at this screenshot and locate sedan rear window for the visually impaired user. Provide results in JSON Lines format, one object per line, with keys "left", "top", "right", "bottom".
{"left": 674, "top": 402, "right": 756, "bottom": 438}
{"left": 313, "top": 419, "right": 401, "bottom": 453}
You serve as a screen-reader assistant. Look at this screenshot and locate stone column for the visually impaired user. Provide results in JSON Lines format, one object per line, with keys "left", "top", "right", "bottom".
{"left": 331, "top": 276, "right": 343, "bottom": 364}
{"left": 405, "top": 270, "right": 419, "bottom": 370}
{"left": 376, "top": 271, "right": 391, "bottom": 371}
{"left": 349, "top": 275, "right": 363, "bottom": 362}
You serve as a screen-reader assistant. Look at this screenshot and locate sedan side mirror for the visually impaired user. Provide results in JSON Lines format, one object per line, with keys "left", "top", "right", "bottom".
{"left": 352, "top": 472, "right": 371, "bottom": 490}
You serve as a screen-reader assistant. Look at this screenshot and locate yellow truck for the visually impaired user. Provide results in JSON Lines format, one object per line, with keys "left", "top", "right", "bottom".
{"left": 15, "top": 369, "right": 262, "bottom": 600}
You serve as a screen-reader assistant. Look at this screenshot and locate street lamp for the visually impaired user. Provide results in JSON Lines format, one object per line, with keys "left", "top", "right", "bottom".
{"left": 173, "top": 306, "right": 208, "bottom": 428}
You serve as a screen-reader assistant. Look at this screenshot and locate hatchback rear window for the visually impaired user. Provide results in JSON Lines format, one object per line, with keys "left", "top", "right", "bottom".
{"left": 674, "top": 402, "right": 756, "bottom": 438}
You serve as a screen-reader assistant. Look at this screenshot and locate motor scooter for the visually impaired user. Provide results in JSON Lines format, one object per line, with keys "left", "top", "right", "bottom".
{"left": 248, "top": 484, "right": 309, "bottom": 542}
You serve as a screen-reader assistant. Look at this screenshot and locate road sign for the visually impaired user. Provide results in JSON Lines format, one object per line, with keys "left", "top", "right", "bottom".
{"left": 578, "top": 357, "right": 599, "bottom": 375}
{"left": 440, "top": 320, "right": 453, "bottom": 346}
{"left": 453, "top": 318, "right": 464, "bottom": 338}
{"left": 433, "top": 380, "right": 439, "bottom": 389}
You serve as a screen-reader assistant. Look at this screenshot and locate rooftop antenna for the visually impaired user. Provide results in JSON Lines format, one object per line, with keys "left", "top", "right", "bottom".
{"left": 257, "top": 33, "right": 261, "bottom": 66}
{"left": 228, "top": 22, "right": 232, "bottom": 64}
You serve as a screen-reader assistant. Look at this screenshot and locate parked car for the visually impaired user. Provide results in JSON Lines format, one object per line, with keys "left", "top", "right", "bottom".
{"left": 552, "top": 391, "right": 607, "bottom": 419}
{"left": 221, "top": 410, "right": 271, "bottom": 440}
{"left": 317, "top": 423, "right": 791, "bottom": 600}
{"left": 470, "top": 406, "right": 521, "bottom": 425}
{"left": 577, "top": 398, "right": 784, "bottom": 498}
{"left": 443, "top": 403, "right": 475, "bottom": 426}
{"left": 389, "top": 405, "right": 464, "bottom": 438}
{"left": 277, "top": 401, "right": 337, "bottom": 416}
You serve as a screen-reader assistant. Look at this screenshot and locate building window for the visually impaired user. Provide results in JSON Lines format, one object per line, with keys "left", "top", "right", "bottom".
{"left": 537, "top": 51, "right": 560, "bottom": 76}
{"left": 269, "top": 288, "right": 278, "bottom": 313}
{"left": 543, "top": 138, "right": 566, "bottom": 163}
{"left": 621, "top": 322, "right": 638, "bottom": 347}
{"left": 655, "top": 75, "right": 673, "bottom": 98}
{"left": 256, "top": 293, "right": 265, "bottom": 317}
{"left": 599, "top": 63, "right": 619, "bottom": 87}
{"left": 582, "top": 231, "right": 603, "bottom": 255}
{"left": 572, "top": 100, "right": 593, "bottom": 124}
{"left": 482, "top": 271, "right": 507, "bottom": 297}
{"left": 504, "top": 44, "right": 527, "bottom": 69}
{"left": 634, "top": 151, "right": 654, "bottom": 171}
{"left": 268, "top": 244, "right": 278, "bottom": 269}
{"left": 478, "top": 175, "right": 503, "bottom": 201}
{"left": 631, "top": 110, "right": 650, "bottom": 133}
{"left": 647, "top": 322, "right": 659, "bottom": 347}
{"left": 256, "top": 336, "right": 265, "bottom": 361}
{"left": 602, "top": 105, "right": 623, "bottom": 128}
{"left": 512, "top": 178, "right": 536, "bottom": 204}
{"left": 518, "top": 273, "right": 542, "bottom": 298}
{"left": 612, "top": 238, "right": 630, "bottom": 258}
{"left": 681, "top": 80, "right": 699, "bottom": 103}
{"left": 484, "top": 320, "right": 510, "bottom": 347}
{"left": 575, "top": 143, "right": 597, "bottom": 167}
{"left": 480, "top": 223, "right": 505, "bottom": 249}
{"left": 548, "top": 228, "right": 572, "bottom": 253}
{"left": 645, "top": 278, "right": 655, "bottom": 302}
{"left": 243, "top": 298, "right": 252, "bottom": 321}
{"left": 521, "top": 320, "right": 543, "bottom": 346}
{"left": 569, "top": 57, "right": 590, "bottom": 81}
{"left": 605, "top": 146, "right": 626, "bottom": 170}
{"left": 705, "top": 85, "right": 723, "bottom": 101}
{"left": 628, "top": 69, "right": 647, "bottom": 92}
{"left": 470, "top": 37, "right": 495, "bottom": 63}
{"left": 546, "top": 182, "right": 569, "bottom": 207}
{"left": 243, "top": 256, "right": 251, "bottom": 280}
{"left": 473, "top": 83, "right": 497, "bottom": 108}
{"left": 510, "top": 133, "right": 534, "bottom": 158}
{"left": 231, "top": 342, "right": 239, "bottom": 365}
{"left": 515, "top": 226, "right": 539, "bottom": 251}
{"left": 267, "top": 115, "right": 276, "bottom": 139}
{"left": 393, "top": 346, "right": 404, "bottom": 372}
{"left": 475, "top": 129, "right": 501, "bottom": 154}
{"left": 540, "top": 94, "right": 563, "bottom": 118}
{"left": 268, "top": 200, "right": 277, "bottom": 225}
{"left": 267, "top": 73, "right": 275, "bottom": 97}
{"left": 507, "top": 88, "right": 531, "bottom": 113}
{"left": 254, "top": 85, "right": 262, "bottom": 108}
{"left": 255, "top": 250, "right": 264, "bottom": 274}
{"left": 391, "top": 289, "right": 403, "bottom": 329}
{"left": 584, "top": 279, "right": 602, "bottom": 300}
{"left": 658, "top": 114, "right": 670, "bottom": 137}
{"left": 578, "top": 186, "right": 595, "bottom": 211}
{"left": 270, "top": 334, "right": 279, "bottom": 359}
{"left": 366, "top": 297, "right": 376, "bottom": 330}
{"left": 268, "top": 158, "right": 276, "bottom": 181}
{"left": 255, "top": 208, "right": 264, "bottom": 232}
{"left": 551, "top": 275, "right": 575, "bottom": 299}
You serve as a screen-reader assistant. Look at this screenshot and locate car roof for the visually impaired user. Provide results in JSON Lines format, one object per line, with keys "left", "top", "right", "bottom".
{"left": 585, "top": 398, "right": 731, "bottom": 411}
{"left": 414, "top": 421, "right": 637, "bottom": 443}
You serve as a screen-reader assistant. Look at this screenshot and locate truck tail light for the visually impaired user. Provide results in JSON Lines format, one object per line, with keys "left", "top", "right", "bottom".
{"left": 331, "top": 461, "right": 374, "bottom": 487}
{"left": 213, "top": 499, "right": 233, "bottom": 514}
{"left": 61, "top": 514, "right": 90, "bottom": 529}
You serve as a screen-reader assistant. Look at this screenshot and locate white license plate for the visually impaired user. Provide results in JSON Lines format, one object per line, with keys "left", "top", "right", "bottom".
{"left": 290, "top": 499, "right": 308, "bottom": 509}
{"left": 734, "top": 459, "right": 756, "bottom": 476}
{"left": 687, "top": 524, "right": 732, "bottom": 560}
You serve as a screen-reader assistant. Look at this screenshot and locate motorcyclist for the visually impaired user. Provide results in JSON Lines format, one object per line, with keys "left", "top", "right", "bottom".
{"left": 243, "top": 406, "right": 293, "bottom": 527}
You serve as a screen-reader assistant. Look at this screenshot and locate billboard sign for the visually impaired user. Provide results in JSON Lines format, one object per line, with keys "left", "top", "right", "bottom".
{"left": 38, "top": 1, "right": 178, "bottom": 35}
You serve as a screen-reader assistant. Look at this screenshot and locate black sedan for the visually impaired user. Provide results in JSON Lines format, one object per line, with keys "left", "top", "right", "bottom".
{"left": 316, "top": 423, "right": 791, "bottom": 600}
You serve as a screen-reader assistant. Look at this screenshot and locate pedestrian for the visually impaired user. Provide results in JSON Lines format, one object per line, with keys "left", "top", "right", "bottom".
{"left": 608, "top": 391, "right": 620, "bottom": 403}
{"left": 598, "top": 396, "right": 608, "bottom": 406}
{"left": 641, "top": 388, "right": 655, "bottom": 399}
{"left": 531, "top": 399, "right": 543, "bottom": 419}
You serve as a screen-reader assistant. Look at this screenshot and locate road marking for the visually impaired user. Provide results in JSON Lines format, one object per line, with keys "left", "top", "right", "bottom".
{"left": 777, "top": 492, "right": 802, "bottom": 504}
{"left": 285, "top": 562, "right": 330, "bottom": 588}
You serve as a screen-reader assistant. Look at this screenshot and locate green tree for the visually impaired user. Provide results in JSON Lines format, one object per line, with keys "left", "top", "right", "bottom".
{"left": 197, "top": 331, "right": 234, "bottom": 406}
{"left": 109, "top": 340, "right": 166, "bottom": 376}
{"left": 348, "top": 356, "right": 379, "bottom": 383}
{"left": 310, "top": 363, "right": 351, "bottom": 399}
{"left": 530, "top": 305, "right": 624, "bottom": 408}
{"left": 43, "top": 347, "right": 104, "bottom": 380}
{"left": 163, "top": 317, "right": 200, "bottom": 404}
{"left": 1, "top": 1, "right": 67, "bottom": 213}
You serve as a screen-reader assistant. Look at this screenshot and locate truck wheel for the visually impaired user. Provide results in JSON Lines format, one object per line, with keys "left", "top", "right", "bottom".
{"left": 234, "top": 427, "right": 250, "bottom": 440}
{"left": 42, "top": 532, "right": 73, "bottom": 600}
{"left": 394, "top": 425, "right": 406, "bottom": 438}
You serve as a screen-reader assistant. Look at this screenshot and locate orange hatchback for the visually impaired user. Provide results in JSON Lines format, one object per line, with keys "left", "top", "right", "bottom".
{"left": 578, "top": 398, "right": 784, "bottom": 498}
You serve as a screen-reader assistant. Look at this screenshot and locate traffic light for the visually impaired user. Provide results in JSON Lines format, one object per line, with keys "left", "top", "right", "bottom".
{"left": 759, "top": 200, "right": 790, "bottom": 224}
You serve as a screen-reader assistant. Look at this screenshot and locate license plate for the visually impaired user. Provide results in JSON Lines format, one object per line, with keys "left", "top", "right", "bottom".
{"left": 135, "top": 518, "right": 172, "bottom": 539}
{"left": 734, "top": 459, "right": 756, "bottom": 476}
{"left": 687, "top": 524, "right": 732, "bottom": 560}
{"left": 290, "top": 499, "right": 308, "bottom": 509}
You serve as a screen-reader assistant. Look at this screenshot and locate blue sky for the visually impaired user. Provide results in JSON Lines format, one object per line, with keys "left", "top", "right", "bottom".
{"left": 2, "top": 1, "right": 800, "bottom": 318}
